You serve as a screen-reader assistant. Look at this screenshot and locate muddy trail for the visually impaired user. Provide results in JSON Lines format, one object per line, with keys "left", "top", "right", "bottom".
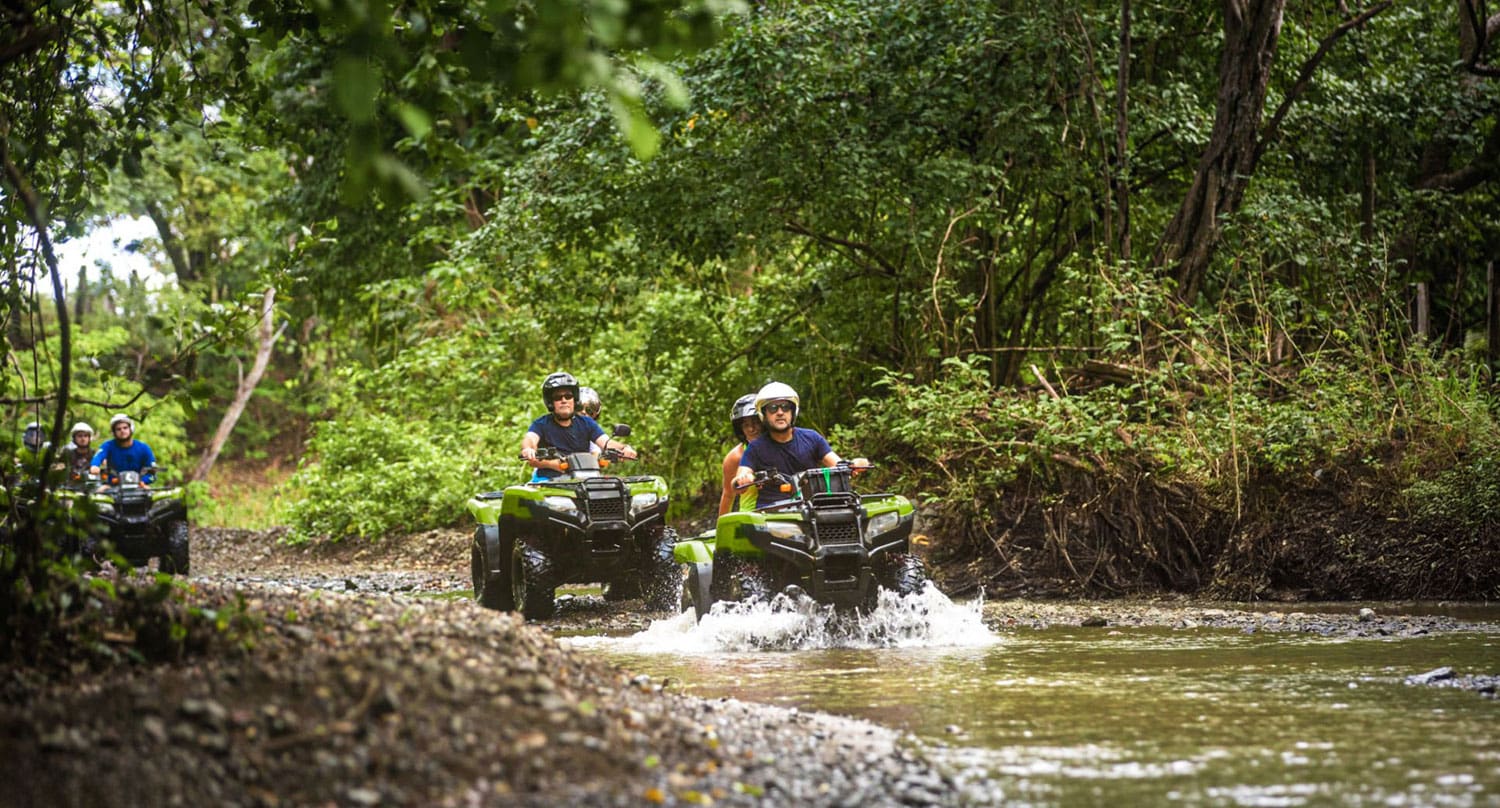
{"left": 4, "top": 527, "right": 1496, "bottom": 808}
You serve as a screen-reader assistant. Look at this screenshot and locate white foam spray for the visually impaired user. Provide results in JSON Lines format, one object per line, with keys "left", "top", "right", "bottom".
{"left": 575, "top": 584, "right": 999, "bottom": 653}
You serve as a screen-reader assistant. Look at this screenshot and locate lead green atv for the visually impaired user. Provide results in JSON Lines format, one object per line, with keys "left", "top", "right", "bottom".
{"left": 674, "top": 461, "right": 926, "bottom": 620}
{"left": 467, "top": 426, "right": 678, "bottom": 620}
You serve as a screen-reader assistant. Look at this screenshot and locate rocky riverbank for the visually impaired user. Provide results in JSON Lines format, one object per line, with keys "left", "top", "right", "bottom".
{"left": 3, "top": 527, "right": 1495, "bottom": 808}
{"left": 1, "top": 529, "right": 991, "bottom": 807}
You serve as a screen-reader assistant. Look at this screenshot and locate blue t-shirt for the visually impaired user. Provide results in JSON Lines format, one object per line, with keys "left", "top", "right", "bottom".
{"left": 739, "top": 428, "right": 834, "bottom": 508}
{"left": 91, "top": 439, "right": 157, "bottom": 484}
{"left": 527, "top": 414, "right": 605, "bottom": 480}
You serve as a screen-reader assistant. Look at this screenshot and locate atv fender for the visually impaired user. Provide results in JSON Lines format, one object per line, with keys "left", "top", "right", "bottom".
{"left": 672, "top": 534, "right": 716, "bottom": 564}
{"left": 476, "top": 523, "right": 503, "bottom": 577}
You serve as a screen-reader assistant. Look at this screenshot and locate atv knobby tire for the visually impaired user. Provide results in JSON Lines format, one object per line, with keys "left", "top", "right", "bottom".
{"left": 160, "top": 520, "right": 190, "bottom": 576}
{"left": 709, "top": 554, "right": 776, "bottom": 605}
{"left": 471, "top": 528, "right": 513, "bottom": 611}
{"left": 511, "top": 541, "right": 556, "bottom": 620}
{"left": 639, "top": 527, "right": 682, "bottom": 612}
{"left": 877, "top": 552, "right": 927, "bottom": 597}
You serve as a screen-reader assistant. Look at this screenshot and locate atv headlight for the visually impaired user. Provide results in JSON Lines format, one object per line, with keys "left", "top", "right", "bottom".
{"left": 628, "top": 492, "right": 659, "bottom": 517}
{"left": 542, "top": 495, "right": 579, "bottom": 517}
{"left": 93, "top": 500, "right": 114, "bottom": 515}
{"left": 864, "top": 511, "right": 898, "bottom": 539}
{"left": 767, "top": 521, "right": 806, "bottom": 540}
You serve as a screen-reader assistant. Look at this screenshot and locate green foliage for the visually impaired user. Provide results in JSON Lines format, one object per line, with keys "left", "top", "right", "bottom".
{"left": 284, "top": 414, "right": 481, "bottom": 541}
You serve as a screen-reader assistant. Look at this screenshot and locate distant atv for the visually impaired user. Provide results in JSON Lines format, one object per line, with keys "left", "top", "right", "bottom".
{"left": 674, "top": 462, "right": 925, "bottom": 619}
{"left": 82, "top": 468, "right": 191, "bottom": 574}
{"left": 468, "top": 426, "right": 678, "bottom": 620}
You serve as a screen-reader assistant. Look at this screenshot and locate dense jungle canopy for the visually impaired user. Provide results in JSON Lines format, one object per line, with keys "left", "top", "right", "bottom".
{"left": 4, "top": 0, "right": 1500, "bottom": 645}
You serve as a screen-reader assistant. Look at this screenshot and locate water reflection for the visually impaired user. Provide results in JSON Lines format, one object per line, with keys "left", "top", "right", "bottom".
{"left": 570, "top": 600, "right": 1500, "bottom": 806}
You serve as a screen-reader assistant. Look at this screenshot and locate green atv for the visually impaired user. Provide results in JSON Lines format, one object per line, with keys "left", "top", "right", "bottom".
{"left": 467, "top": 426, "right": 678, "bottom": 620}
{"left": 81, "top": 468, "right": 191, "bottom": 574}
{"left": 674, "top": 461, "right": 926, "bottom": 620}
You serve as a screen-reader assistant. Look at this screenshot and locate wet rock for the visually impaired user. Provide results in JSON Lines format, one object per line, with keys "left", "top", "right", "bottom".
{"left": 1406, "top": 667, "right": 1455, "bottom": 685}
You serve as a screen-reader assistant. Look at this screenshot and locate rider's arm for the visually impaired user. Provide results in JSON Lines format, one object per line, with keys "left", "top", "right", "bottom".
{"left": 521, "top": 431, "right": 565, "bottom": 474}
{"left": 719, "top": 448, "right": 743, "bottom": 515}
{"left": 594, "top": 433, "right": 637, "bottom": 460}
{"left": 822, "top": 451, "right": 871, "bottom": 469}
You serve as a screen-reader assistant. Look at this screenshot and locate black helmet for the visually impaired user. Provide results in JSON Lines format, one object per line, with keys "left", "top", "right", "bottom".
{"left": 542, "top": 372, "right": 581, "bottom": 412}
{"left": 730, "top": 394, "right": 758, "bottom": 443}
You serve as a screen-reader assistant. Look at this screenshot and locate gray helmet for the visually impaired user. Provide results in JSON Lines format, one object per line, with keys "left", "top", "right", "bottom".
{"left": 578, "top": 386, "right": 601, "bottom": 419}
{"left": 730, "top": 393, "right": 758, "bottom": 443}
{"left": 23, "top": 421, "right": 43, "bottom": 450}
{"left": 541, "top": 372, "right": 580, "bottom": 412}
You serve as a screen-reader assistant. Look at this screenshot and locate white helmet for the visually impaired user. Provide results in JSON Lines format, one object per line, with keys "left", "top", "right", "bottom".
{"left": 70, "top": 422, "right": 94, "bottom": 438}
{"left": 578, "top": 386, "right": 601, "bottom": 419}
{"left": 109, "top": 413, "right": 133, "bottom": 430}
{"left": 754, "top": 381, "right": 800, "bottom": 421}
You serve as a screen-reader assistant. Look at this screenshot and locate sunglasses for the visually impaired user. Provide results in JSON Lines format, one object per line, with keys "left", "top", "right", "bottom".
{"left": 763, "top": 402, "right": 794, "bottom": 414}
{"left": 551, "top": 392, "right": 575, "bottom": 401}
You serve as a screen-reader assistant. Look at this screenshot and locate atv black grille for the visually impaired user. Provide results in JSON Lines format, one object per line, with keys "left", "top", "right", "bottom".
{"left": 815, "top": 521, "right": 861, "bottom": 547}
{"left": 581, "top": 479, "right": 628, "bottom": 522}
{"left": 586, "top": 496, "right": 626, "bottom": 522}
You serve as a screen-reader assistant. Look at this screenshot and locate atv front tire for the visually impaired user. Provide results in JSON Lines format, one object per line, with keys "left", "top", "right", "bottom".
{"left": 160, "top": 520, "right": 190, "bottom": 575}
{"left": 511, "top": 541, "right": 556, "bottom": 620}
{"left": 877, "top": 552, "right": 927, "bottom": 597}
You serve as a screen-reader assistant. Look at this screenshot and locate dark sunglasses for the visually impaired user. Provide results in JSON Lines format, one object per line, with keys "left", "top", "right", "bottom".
{"left": 551, "top": 392, "right": 575, "bottom": 401}
{"left": 763, "top": 402, "right": 794, "bottom": 414}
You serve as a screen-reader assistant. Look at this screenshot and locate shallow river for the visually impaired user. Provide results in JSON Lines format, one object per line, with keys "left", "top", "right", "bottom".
{"left": 567, "top": 592, "right": 1500, "bottom": 806}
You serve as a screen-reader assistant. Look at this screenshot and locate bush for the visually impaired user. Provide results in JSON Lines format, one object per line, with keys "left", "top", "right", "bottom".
{"left": 284, "top": 416, "right": 482, "bottom": 542}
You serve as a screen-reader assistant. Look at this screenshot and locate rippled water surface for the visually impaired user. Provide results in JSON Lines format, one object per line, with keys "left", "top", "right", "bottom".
{"left": 569, "top": 593, "right": 1500, "bottom": 806}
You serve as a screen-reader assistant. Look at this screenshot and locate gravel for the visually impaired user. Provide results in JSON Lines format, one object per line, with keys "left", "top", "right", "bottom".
{"left": 0, "top": 528, "right": 989, "bottom": 807}
{"left": 4, "top": 527, "right": 1493, "bottom": 808}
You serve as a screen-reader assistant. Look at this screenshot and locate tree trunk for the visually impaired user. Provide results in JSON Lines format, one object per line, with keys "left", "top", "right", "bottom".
{"left": 1153, "top": 0, "right": 1286, "bottom": 308}
{"left": 191, "top": 287, "right": 283, "bottom": 482}
{"left": 1115, "top": 0, "right": 1132, "bottom": 262}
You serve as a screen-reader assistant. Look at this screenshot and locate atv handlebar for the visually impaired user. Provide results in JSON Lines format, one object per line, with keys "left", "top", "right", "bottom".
{"left": 735, "top": 460, "right": 874, "bottom": 491}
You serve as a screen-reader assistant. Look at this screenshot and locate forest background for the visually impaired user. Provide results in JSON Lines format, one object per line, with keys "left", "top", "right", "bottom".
{"left": 5, "top": 0, "right": 1500, "bottom": 625}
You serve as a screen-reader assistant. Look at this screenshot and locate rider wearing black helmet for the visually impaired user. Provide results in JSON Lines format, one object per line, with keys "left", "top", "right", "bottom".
{"left": 520, "top": 372, "right": 635, "bottom": 480}
{"left": 718, "top": 393, "right": 762, "bottom": 515}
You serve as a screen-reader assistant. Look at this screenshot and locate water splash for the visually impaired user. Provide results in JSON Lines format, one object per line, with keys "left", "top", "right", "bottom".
{"left": 578, "top": 584, "right": 999, "bottom": 653}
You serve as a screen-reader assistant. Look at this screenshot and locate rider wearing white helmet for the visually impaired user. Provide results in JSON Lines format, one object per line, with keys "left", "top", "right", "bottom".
{"left": 578, "top": 387, "right": 602, "bottom": 420}
{"left": 732, "top": 381, "right": 868, "bottom": 509}
{"left": 58, "top": 421, "right": 96, "bottom": 485}
{"left": 90, "top": 414, "right": 157, "bottom": 485}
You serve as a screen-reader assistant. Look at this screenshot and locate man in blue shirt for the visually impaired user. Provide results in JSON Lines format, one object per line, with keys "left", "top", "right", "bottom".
{"left": 520, "top": 372, "right": 635, "bottom": 481}
{"left": 733, "top": 381, "right": 868, "bottom": 509}
{"left": 90, "top": 414, "right": 157, "bottom": 485}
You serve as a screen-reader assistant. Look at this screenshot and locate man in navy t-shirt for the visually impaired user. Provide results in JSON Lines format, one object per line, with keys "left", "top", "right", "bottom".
{"left": 89, "top": 414, "right": 157, "bottom": 485}
{"left": 520, "top": 372, "right": 635, "bottom": 481}
{"left": 733, "top": 381, "right": 868, "bottom": 509}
